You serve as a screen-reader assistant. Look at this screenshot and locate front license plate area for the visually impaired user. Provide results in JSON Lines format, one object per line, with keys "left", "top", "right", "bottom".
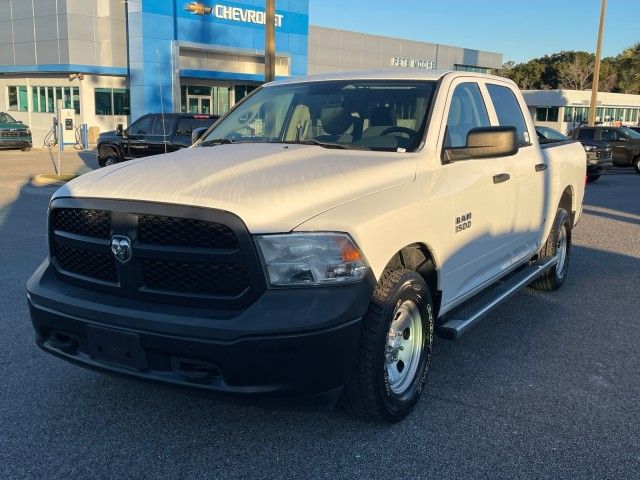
{"left": 87, "top": 326, "right": 147, "bottom": 371}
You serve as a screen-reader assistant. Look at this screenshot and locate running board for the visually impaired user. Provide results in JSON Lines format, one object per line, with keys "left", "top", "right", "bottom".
{"left": 437, "top": 257, "right": 558, "bottom": 339}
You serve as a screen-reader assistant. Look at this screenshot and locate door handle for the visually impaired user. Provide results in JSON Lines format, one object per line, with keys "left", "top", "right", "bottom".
{"left": 493, "top": 173, "right": 510, "bottom": 184}
{"left": 535, "top": 163, "right": 548, "bottom": 172}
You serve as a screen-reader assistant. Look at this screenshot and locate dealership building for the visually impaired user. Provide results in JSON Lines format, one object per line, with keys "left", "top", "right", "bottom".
{"left": 0, "top": 0, "right": 503, "bottom": 147}
{"left": 523, "top": 89, "right": 640, "bottom": 135}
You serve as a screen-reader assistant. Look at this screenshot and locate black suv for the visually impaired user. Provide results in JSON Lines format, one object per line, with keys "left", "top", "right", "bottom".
{"left": 571, "top": 126, "right": 640, "bottom": 175}
{"left": 97, "top": 113, "right": 218, "bottom": 167}
{"left": 536, "top": 126, "right": 612, "bottom": 182}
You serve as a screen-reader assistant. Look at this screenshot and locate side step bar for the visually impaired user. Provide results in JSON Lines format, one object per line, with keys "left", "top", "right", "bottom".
{"left": 437, "top": 256, "right": 558, "bottom": 339}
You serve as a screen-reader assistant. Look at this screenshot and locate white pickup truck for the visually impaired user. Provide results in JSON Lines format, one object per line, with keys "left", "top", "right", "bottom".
{"left": 27, "top": 71, "right": 585, "bottom": 422}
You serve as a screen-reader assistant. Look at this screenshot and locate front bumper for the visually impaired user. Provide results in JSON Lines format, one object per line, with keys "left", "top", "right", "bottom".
{"left": 27, "top": 259, "right": 375, "bottom": 406}
{"left": 0, "top": 139, "right": 32, "bottom": 149}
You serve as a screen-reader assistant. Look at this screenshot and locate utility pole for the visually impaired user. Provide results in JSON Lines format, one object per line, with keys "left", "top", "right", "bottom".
{"left": 265, "top": 0, "right": 276, "bottom": 83}
{"left": 588, "top": 0, "right": 607, "bottom": 126}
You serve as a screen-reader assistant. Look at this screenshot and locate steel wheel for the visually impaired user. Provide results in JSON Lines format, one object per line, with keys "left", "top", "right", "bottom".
{"left": 556, "top": 223, "right": 568, "bottom": 278}
{"left": 385, "top": 299, "right": 423, "bottom": 395}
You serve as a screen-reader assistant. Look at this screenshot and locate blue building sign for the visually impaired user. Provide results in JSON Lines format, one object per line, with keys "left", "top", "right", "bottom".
{"left": 127, "top": 0, "right": 309, "bottom": 119}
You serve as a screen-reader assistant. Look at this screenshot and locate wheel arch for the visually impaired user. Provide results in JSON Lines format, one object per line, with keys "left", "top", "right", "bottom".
{"left": 98, "top": 142, "right": 123, "bottom": 159}
{"left": 381, "top": 242, "right": 441, "bottom": 313}
{"left": 559, "top": 185, "right": 575, "bottom": 223}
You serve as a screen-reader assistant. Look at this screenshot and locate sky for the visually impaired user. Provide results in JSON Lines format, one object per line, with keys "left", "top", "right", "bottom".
{"left": 309, "top": 0, "right": 640, "bottom": 64}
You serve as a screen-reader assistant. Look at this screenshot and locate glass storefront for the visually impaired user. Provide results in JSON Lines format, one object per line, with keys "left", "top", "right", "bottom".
{"left": 180, "top": 83, "right": 259, "bottom": 115}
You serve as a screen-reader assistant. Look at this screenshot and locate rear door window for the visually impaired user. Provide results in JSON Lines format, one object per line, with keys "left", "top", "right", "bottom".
{"left": 577, "top": 128, "right": 595, "bottom": 141}
{"left": 176, "top": 117, "right": 216, "bottom": 137}
{"left": 486, "top": 84, "right": 530, "bottom": 145}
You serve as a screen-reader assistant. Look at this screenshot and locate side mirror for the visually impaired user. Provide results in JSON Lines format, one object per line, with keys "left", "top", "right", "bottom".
{"left": 443, "top": 126, "right": 519, "bottom": 163}
{"left": 191, "top": 127, "right": 208, "bottom": 145}
{"left": 116, "top": 124, "right": 123, "bottom": 136}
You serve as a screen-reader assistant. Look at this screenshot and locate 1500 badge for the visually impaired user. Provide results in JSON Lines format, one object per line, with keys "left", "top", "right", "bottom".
{"left": 455, "top": 212, "right": 472, "bottom": 233}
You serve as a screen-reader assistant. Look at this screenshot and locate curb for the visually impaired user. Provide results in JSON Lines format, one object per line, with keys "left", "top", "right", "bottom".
{"left": 32, "top": 174, "right": 78, "bottom": 186}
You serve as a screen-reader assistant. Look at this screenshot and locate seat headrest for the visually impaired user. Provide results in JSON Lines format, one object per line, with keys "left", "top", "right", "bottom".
{"left": 320, "top": 107, "right": 353, "bottom": 136}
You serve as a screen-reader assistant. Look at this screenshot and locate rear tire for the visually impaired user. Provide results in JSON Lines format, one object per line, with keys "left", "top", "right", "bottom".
{"left": 340, "top": 269, "right": 434, "bottom": 423}
{"left": 21, "top": 147, "right": 31, "bottom": 152}
{"left": 634, "top": 156, "right": 640, "bottom": 175}
{"left": 531, "top": 208, "right": 572, "bottom": 292}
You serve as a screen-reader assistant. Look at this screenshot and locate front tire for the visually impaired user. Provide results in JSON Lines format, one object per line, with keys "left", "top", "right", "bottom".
{"left": 531, "top": 208, "right": 572, "bottom": 291}
{"left": 634, "top": 156, "right": 640, "bottom": 175}
{"left": 341, "top": 269, "right": 434, "bottom": 423}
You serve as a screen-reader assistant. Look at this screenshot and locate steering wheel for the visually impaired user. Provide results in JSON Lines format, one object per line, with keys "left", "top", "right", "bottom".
{"left": 379, "top": 126, "right": 417, "bottom": 138}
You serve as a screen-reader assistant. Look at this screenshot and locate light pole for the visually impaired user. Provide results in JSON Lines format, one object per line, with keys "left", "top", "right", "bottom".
{"left": 265, "top": 0, "right": 276, "bottom": 83}
{"left": 588, "top": 0, "right": 607, "bottom": 126}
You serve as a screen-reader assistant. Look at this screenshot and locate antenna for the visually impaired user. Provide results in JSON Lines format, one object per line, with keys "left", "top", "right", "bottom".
{"left": 157, "top": 49, "right": 168, "bottom": 154}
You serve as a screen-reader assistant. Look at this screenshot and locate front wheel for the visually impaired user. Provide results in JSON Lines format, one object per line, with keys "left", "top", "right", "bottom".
{"left": 531, "top": 208, "right": 572, "bottom": 291}
{"left": 340, "top": 269, "right": 434, "bottom": 423}
{"left": 634, "top": 156, "right": 640, "bottom": 175}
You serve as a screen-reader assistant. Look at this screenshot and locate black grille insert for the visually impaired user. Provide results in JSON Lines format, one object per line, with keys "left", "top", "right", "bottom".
{"left": 138, "top": 215, "right": 239, "bottom": 249}
{"left": 142, "top": 259, "right": 249, "bottom": 296}
{"left": 54, "top": 243, "right": 118, "bottom": 283}
{"left": 52, "top": 209, "right": 110, "bottom": 238}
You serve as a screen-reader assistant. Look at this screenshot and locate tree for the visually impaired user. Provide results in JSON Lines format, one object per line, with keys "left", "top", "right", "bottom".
{"left": 557, "top": 52, "right": 594, "bottom": 90}
{"left": 615, "top": 43, "right": 640, "bottom": 94}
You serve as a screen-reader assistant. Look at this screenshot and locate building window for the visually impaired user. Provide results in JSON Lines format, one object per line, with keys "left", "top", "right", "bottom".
{"left": 454, "top": 64, "right": 491, "bottom": 74}
{"left": 535, "top": 107, "right": 559, "bottom": 122}
{"left": 95, "top": 88, "right": 130, "bottom": 115}
{"left": 31, "top": 86, "right": 80, "bottom": 114}
{"left": 8, "top": 86, "right": 28, "bottom": 111}
{"left": 563, "top": 106, "right": 574, "bottom": 122}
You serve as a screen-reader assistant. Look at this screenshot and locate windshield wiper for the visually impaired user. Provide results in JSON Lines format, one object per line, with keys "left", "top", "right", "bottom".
{"left": 200, "top": 138, "right": 235, "bottom": 147}
{"left": 295, "top": 139, "right": 370, "bottom": 150}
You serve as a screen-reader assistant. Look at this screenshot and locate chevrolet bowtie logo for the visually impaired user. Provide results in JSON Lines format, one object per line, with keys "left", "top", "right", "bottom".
{"left": 185, "top": 2, "right": 212, "bottom": 15}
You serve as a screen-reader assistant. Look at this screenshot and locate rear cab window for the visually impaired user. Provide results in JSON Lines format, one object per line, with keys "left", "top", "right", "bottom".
{"left": 486, "top": 84, "right": 530, "bottom": 145}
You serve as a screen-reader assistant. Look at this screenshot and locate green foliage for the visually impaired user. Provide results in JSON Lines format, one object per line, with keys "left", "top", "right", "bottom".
{"left": 498, "top": 43, "right": 640, "bottom": 93}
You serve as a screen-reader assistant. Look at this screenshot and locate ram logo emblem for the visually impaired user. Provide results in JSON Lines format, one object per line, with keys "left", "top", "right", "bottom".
{"left": 111, "top": 236, "right": 132, "bottom": 263}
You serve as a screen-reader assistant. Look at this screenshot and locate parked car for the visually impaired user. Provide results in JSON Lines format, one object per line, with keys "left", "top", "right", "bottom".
{"left": 97, "top": 113, "right": 219, "bottom": 167}
{"left": 536, "top": 126, "right": 611, "bottom": 182}
{"left": 28, "top": 71, "right": 585, "bottom": 422}
{"left": 0, "top": 112, "right": 32, "bottom": 151}
{"left": 571, "top": 126, "right": 640, "bottom": 174}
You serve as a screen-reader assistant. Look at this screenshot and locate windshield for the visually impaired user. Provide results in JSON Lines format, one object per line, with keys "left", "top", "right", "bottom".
{"left": 537, "top": 126, "right": 567, "bottom": 141}
{"left": 619, "top": 126, "right": 640, "bottom": 139}
{"left": 200, "top": 80, "right": 437, "bottom": 152}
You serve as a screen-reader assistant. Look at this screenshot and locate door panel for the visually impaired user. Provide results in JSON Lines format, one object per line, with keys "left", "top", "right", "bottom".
{"left": 485, "top": 83, "right": 546, "bottom": 256}
{"left": 439, "top": 81, "right": 515, "bottom": 306}
{"left": 126, "top": 115, "right": 155, "bottom": 158}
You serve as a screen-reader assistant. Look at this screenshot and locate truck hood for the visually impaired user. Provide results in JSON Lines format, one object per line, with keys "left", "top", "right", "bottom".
{"left": 54, "top": 143, "right": 416, "bottom": 232}
{"left": 0, "top": 122, "right": 28, "bottom": 130}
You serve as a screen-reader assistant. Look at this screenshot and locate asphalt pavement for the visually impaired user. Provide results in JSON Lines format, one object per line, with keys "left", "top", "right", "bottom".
{"left": 0, "top": 149, "right": 638, "bottom": 479}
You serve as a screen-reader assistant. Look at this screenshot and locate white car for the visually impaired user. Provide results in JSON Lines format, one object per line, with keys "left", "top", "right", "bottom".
{"left": 27, "top": 70, "right": 586, "bottom": 422}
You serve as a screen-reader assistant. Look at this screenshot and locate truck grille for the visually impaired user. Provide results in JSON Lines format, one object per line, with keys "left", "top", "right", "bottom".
{"left": 52, "top": 209, "right": 111, "bottom": 238}
{"left": 0, "top": 130, "right": 29, "bottom": 138}
{"left": 596, "top": 150, "right": 611, "bottom": 159}
{"left": 49, "top": 200, "right": 265, "bottom": 309}
{"left": 138, "top": 215, "right": 238, "bottom": 249}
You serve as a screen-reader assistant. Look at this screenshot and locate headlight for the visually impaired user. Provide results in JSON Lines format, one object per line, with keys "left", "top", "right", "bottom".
{"left": 583, "top": 145, "right": 596, "bottom": 152}
{"left": 256, "top": 233, "right": 369, "bottom": 286}
{"left": 25, "top": 129, "right": 31, "bottom": 136}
